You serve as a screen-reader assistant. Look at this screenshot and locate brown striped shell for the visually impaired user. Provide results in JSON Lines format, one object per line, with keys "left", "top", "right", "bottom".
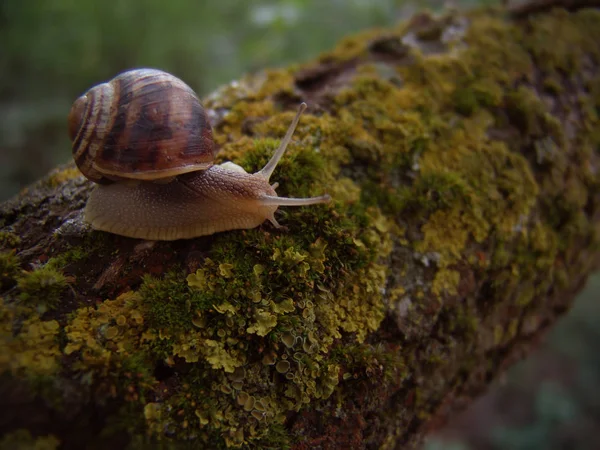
{"left": 68, "top": 68, "right": 216, "bottom": 184}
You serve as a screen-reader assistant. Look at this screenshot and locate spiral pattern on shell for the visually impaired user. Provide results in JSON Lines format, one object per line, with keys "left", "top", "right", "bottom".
{"left": 68, "top": 68, "right": 216, "bottom": 184}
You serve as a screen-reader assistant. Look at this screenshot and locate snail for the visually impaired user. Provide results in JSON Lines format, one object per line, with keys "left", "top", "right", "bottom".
{"left": 68, "top": 68, "right": 331, "bottom": 241}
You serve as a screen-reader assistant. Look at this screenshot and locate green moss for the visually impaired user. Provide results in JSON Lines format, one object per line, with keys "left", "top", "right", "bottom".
{"left": 45, "top": 246, "right": 87, "bottom": 271}
{"left": 458, "top": 14, "right": 534, "bottom": 87}
{"left": 452, "top": 86, "right": 480, "bottom": 116}
{"left": 0, "top": 231, "right": 21, "bottom": 249}
{"left": 452, "top": 80, "right": 502, "bottom": 116}
{"left": 242, "top": 137, "right": 329, "bottom": 199}
{"left": 413, "top": 133, "right": 539, "bottom": 277}
{"left": 522, "top": 9, "right": 600, "bottom": 75}
{"left": 139, "top": 271, "right": 213, "bottom": 333}
{"left": 505, "top": 85, "right": 564, "bottom": 144}
{"left": 320, "top": 7, "right": 598, "bottom": 343}
{"left": 0, "top": 250, "right": 20, "bottom": 290}
{"left": 542, "top": 76, "right": 563, "bottom": 95}
{"left": 17, "top": 264, "right": 70, "bottom": 310}
{"left": 255, "top": 69, "right": 296, "bottom": 99}
{"left": 332, "top": 342, "right": 406, "bottom": 384}
{"left": 397, "top": 171, "right": 471, "bottom": 215}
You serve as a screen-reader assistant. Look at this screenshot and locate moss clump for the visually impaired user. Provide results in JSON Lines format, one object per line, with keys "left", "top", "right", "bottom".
{"left": 255, "top": 69, "right": 296, "bottom": 98}
{"left": 0, "top": 231, "right": 21, "bottom": 249}
{"left": 138, "top": 271, "right": 213, "bottom": 333}
{"left": 522, "top": 8, "right": 600, "bottom": 75}
{"left": 17, "top": 264, "right": 70, "bottom": 310}
{"left": 235, "top": 135, "right": 329, "bottom": 200}
{"left": 456, "top": 14, "right": 534, "bottom": 87}
{"left": 452, "top": 81, "right": 502, "bottom": 116}
{"left": 415, "top": 136, "right": 539, "bottom": 268}
{"left": 333, "top": 342, "right": 406, "bottom": 385}
{"left": 45, "top": 247, "right": 87, "bottom": 271}
{"left": 397, "top": 171, "right": 471, "bottom": 215}
{"left": 0, "top": 250, "right": 20, "bottom": 291}
{"left": 505, "top": 85, "right": 564, "bottom": 144}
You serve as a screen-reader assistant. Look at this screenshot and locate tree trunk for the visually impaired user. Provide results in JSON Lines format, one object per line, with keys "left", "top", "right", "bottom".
{"left": 1, "top": 2, "right": 599, "bottom": 449}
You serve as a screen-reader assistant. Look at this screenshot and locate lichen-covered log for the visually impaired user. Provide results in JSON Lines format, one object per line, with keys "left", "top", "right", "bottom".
{"left": 1, "top": 3, "right": 599, "bottom": 449}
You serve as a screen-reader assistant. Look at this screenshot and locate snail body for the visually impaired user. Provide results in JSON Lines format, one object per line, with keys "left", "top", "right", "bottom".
{"left": 68, "top": 68, "right": 331, "bottom": 240}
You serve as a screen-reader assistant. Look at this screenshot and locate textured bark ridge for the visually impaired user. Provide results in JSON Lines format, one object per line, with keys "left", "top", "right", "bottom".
{"left": 1, "top": 3, "right": 599, "bottom": 449}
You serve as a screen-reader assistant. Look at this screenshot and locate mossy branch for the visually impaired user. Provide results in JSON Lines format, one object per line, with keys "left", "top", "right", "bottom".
{"left": 1, "top": 2, "right": 600, "bottom": 449}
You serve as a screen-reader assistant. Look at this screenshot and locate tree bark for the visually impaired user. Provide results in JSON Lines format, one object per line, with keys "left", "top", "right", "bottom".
{"left": 1, "top": 2, "right": 599, "bottom": 449}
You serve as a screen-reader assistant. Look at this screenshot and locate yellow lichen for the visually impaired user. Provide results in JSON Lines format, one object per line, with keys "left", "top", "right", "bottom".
{"left": 203, "top": 339, "right": 245, "bottom": 373}
{"left": 431, "top": 269, "right": 460, "bottom": 296}
{"left": 0, "top": 303, "right": 60, "bottom": 377}
{"left": 46, "top": 165, "right": 83, "bottom": 188}
{"left": 64, "top": 291, "right": 150, "bottom": 367}
{"left": 271, "top": 298, "right": 295, "bottom": 314}
{"left": 415, "top": 209, "right": 470, "bottom": 266}
{"left": 214, "top": 301, "right": 238, "bottom": 315}
{"left": 246, "top": 310, "right": 277, "bottom": 337}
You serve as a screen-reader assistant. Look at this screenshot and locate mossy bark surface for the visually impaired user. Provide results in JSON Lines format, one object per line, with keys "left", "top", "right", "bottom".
{"left": 2, "top": 3, "right": 600, "bottom": 449}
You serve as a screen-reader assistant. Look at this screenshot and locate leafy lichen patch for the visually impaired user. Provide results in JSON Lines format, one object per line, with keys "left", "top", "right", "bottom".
{"left": 138, "top": 203, "right": 393, "bottom": 445}
{"left": 64, "top": 291, "right": 148, "bottom": 366}
{"left": 45, "top": 165, "right": 83, "bottom": 188}
{"left": 0, "top": 300, "right": 61, "bottom": 377}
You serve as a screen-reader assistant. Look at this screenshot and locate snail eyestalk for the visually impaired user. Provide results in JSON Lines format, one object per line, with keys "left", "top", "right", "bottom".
{"left": 256, "top": 102, "right": 331, "bottom": 207}
{"left": 258, "top": 102, "right": 307, "bottom": 181}
{"left": 259, "top": 194, "right": 332, "bottom": 207}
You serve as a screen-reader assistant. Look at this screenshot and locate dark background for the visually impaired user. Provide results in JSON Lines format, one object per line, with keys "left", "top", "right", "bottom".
{"left": 1, "top": 1, "right": 597, "bottom": 448}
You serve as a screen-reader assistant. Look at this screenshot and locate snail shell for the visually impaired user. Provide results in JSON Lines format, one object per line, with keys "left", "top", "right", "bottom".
{"left": 68, "top": 68, "right": 216, "bottom": 184}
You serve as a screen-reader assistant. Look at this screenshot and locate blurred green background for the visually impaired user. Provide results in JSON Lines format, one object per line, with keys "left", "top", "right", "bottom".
{"left": 1, "top": 1, "right": 598, "bottom": 449}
